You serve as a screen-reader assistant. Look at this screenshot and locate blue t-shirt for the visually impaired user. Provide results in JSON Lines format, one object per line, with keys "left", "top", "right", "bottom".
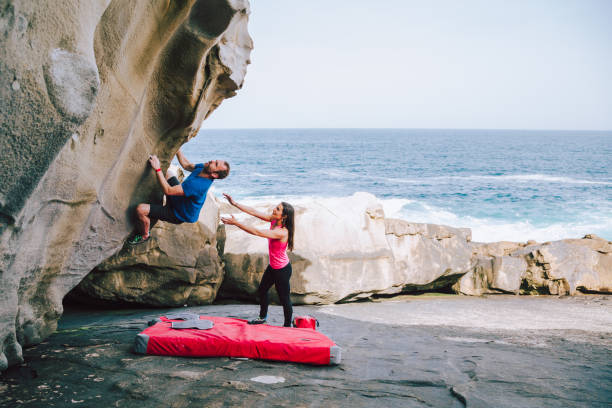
{"left": 168, "top": 164, "right": 213, "bottom": 223}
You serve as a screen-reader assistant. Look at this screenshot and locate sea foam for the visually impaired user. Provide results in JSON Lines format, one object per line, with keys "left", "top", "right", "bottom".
{"left": 214, "top": 187, "right": 612, "bottom": 243}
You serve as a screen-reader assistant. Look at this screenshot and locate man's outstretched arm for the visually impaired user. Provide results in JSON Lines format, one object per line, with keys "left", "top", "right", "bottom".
{"left": 149, "top": 155, "right": 185, "bottom": 196}
{"left": 176, "top": 150, "right": 196, "bottom": 172}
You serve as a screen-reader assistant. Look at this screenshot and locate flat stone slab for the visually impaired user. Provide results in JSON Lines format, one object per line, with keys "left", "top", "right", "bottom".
{"left": 1, "top": 295, "right": 611, "bottom": 407}
{"left": 170, "top": 320, "right": 214, "bottom": 330}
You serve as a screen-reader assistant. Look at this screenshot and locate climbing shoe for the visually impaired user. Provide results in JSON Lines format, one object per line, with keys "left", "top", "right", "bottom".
{"left": 248, "top": 317, "right": 267, "bottom": 325}
{"left": 127, "top": 234, "right": 150, "bottom": 245}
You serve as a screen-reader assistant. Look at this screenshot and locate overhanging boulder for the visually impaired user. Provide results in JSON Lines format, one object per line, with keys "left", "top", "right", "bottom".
{"left": 0, "top": 0, "right": 252, "bottom": 370}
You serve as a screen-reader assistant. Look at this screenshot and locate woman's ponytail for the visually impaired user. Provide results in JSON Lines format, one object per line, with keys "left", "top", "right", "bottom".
{"left": 281, "top": 202, "right": 295, "bottom": 251}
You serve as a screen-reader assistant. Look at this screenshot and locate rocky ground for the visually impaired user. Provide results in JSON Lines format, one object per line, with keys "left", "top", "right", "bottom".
{"left": 1, "top": 295, "right": 611, "bottom": 408}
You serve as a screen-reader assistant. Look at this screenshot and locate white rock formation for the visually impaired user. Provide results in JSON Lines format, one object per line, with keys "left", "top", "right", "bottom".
{"left": 220, "top": 194, "right": 611, "bottom": 304}
{"left": 219, "top": 193, "right": 475, "bottom": 304}
{"left": 455, "top": 235, "right": 612, "bottom": 296}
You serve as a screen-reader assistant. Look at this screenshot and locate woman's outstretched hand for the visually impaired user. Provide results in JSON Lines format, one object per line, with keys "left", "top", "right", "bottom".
{"left": 223, "top": 193, "right": 236, "bottom": 206}
{"left": 221, "top": 215, "right": 237, "bottom": 225}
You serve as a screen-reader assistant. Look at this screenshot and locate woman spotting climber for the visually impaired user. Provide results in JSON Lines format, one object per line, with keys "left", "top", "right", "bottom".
{"left": 221, "top": 194, "right": 295, "bottom": 327}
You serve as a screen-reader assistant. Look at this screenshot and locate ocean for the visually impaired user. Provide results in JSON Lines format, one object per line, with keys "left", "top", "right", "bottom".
{"left": 178, "top": 128, "right": 612, "bottom": 243}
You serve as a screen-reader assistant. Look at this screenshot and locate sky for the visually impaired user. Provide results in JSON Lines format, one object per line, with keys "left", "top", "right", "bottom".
{"left": 203, "top": 0, "right": 612, "bottom": 130}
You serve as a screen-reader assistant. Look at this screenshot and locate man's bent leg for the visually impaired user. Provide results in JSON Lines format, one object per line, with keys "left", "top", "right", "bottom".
{"left": 148, "top": 177, "right": 179, "bottom": 232}
{"left": 135, "top": 203, "right": 152, "bottom": 239}
{"left": 149, "top": 177, "right": 180, "bottom": 231}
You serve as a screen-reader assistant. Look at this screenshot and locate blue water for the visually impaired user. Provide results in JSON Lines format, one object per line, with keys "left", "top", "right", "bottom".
{"left": 179, "top": 129, "right": 612, "bottom": 242}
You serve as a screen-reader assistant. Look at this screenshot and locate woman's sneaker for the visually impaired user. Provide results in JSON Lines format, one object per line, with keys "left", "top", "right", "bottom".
{"left": 127, "top": 234, "right": 150, "bottom": 245}
{"left": 248, "top": 317, "right": 266, "bottom": 325}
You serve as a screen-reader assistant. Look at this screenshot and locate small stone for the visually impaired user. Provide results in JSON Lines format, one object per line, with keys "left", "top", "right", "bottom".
{"left": 222, "top": 366, "right": 238, "bottom": 371}
{"left": 12, "top": 80, "right": 20, "bottom": 91}
{"left": 250, "top": 375, "right": 285, "bottom": 384}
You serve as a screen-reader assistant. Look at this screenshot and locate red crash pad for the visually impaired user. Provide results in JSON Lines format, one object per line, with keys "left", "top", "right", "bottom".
{"left": 134, "top": 315, "right": 341, "bottom": 365}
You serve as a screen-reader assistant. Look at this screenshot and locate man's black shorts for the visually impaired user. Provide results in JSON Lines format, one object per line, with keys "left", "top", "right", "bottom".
{"left": 149, "top": 176, "right": 183, "bottom": 224}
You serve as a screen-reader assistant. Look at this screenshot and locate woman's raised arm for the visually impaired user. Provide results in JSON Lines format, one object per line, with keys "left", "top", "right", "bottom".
{"left": 223, "top": 193, "right": 271, "bottom": 222}
{"left": 221, "top": 215, "right": 286, "bottom": 240}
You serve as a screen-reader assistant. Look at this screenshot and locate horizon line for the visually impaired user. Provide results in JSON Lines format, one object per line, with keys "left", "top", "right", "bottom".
{"left": 199, "top": 127, "right": 612, "bottom": 133}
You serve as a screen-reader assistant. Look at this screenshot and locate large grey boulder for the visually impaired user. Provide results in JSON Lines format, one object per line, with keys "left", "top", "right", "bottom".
{"left": 455, "top": 235, "right": 612, "bottom": 295}
{"left": 219, "top": 193, "right": 475, "bottom": 304}
{"left": 69, "top": 192, "right": 224, "bottom": 307}
{"left": 219, "top": 193, "right": 393, "bottom": 304}
{"left": 0, "top": 0, "right": 252, "bottom": 370}
{"left": 384, "top": 219, "right": 474, "bottom": 293}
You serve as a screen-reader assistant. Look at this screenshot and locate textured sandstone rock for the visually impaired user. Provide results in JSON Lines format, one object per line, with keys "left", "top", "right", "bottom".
{"left": 219, "top": 193, "right": 393, "bottom": 304}
{"left": 384, "top": 219, "right": 474, "bottom": 293}
{"left": 68, "top": 192, "right": 223, "bottom": 307}
{"left": 0, "top": 0, "right": 252, "bottom": 370}
{"left": 454, "top": 257, "right": 495, "bottom": 296}
{"left": 471, "top": 241, "right": 524, "bottom": 258}
{"left": 219, "top": 193, "right": 474, "bottom": 304}
{"left": 523, "top": 237, "right": 611, "bottom": 294}
{"left": 455, "top": 235, "right": 611, "bottom": 296}
{"left": 220, "top": 195, "right": 610, "bottom": 304}
{"left": 489, "top": 256, "right": 527, "bottom": 293}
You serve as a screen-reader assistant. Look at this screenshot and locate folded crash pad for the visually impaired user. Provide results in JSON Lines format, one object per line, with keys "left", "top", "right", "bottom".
{"left": 134, "top": 315, "right": 341, "bottom": 365}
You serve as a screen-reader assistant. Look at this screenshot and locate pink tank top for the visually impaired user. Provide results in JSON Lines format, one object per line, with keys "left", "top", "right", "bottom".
{"left": 268, "top": 221, "right": 289, "bottom": 269}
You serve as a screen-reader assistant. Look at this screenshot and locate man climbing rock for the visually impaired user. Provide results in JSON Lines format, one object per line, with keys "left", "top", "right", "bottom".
{"left": 128, "top": 150, "right": 230, "bottom": 244}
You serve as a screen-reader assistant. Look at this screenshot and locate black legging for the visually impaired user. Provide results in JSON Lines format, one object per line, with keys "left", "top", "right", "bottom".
{"left": 258, "top": 263, "right": 293, "bottom": 327}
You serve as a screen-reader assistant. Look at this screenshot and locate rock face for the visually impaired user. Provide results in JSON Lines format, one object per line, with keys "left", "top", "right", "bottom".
{"left": 384, "top": 220, "right": 473, "bottom": 294}
{"left": 219, "top": 193, "right": 475, "bottom": 304}
{"left": 219, "top": 194, "right": 611, "bottom": 305}
{"left": 68, "top": 192, "right": 224, "bottom": 307}
{"left": 0, "top": 0, "right": 252, "bottom": 370}
{"left": 455, "top": 235, "right": 612, "bottom": 296}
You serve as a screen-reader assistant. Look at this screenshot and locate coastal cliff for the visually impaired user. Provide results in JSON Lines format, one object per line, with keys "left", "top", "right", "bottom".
{"left": 218, "top": 193, "right": 611, "bottom": 303}
{"left": 219, "top": 193, "right": 475, "bottom": 304}
{"left": 71, "top": 193, "right": 611, "bottom": 310}
{"left": 0, "top": 0, "right": 252, "bottom": 370}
